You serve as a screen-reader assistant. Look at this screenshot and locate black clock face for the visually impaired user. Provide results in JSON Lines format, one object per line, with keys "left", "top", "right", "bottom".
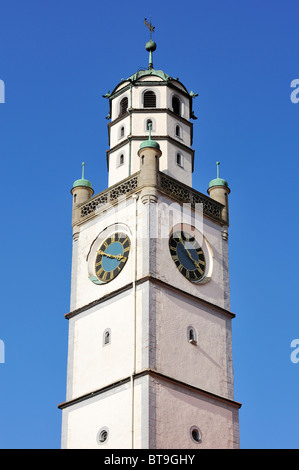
{"left": 95, "top": 232, "right": 130, "bottom": 284}
{"left": 169, "top": 230, "right": 206, "bottom": 283}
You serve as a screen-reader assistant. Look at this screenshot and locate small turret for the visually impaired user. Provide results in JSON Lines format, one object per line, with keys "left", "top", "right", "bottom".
{"left": 71, "top": 162, "right": 94, "bottom": 228}
{"left": 137, "top": 123, "right": 162, "bottom": 203}
{"left": 207, "top": 162, "right": 230, "bottom": 225}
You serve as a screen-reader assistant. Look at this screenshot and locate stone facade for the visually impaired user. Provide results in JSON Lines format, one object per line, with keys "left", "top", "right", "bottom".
{"left": 59, "top": 42, "right": 240, "bottom": 449}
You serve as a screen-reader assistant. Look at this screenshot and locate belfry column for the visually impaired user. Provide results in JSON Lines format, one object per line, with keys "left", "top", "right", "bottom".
{"left": 137, "top": 123, "right": 162, "bottom": 205}
{"left": 207, "top": 162, "right": 230, "bottom": 226}
{"left": 70, "top": 162, "right": 94, "bottom": 232}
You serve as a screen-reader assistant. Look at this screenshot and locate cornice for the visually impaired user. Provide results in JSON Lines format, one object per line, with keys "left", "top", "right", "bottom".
{"left": 58, "top": 368, "right": 241, "bottom": 410}
{"left": 65, "top": 275, "right": 235, "bottom": 320}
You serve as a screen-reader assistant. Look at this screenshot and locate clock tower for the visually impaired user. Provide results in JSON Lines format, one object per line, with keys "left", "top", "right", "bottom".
{"left": 59, "top": 34, "right": 241, "bottom": 449}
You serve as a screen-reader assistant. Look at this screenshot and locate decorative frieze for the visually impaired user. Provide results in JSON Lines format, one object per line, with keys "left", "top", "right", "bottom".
{"left": 79, "top": 171, "right": 224, "bottom": 223}
{"left": 80, "top": 174, "right": 139, "bottom": 218}
{"left": 159, "top": 174, "right": 223, "bottom": 221}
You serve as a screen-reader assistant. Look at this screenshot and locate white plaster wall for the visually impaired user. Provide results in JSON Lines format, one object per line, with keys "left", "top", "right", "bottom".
{"left": 108, "top": 144, "right": 130, "bottom": 187}
{"left": 131, "top": 83, "right": 165, "bottom": 109}
{"left": 71, "top": 198, "right": 136, "bottom": 311}
{"left": 62, "top": 382, "right": 133, "bottom": 449}
{"left": 148, "top": 193, "right": 229, "bottom": 310}
{"left": 62, "top": 375, "right": 151, "bottom": 449}
{"left": 109, "top": 115, "right": 130, "bottom": 147}
{"left": 163, "top": 140, "right": 193, "bottom": 186}
{"left": 69, "top": 291, "right": 134, "bottom": 399}
{"left": 151, "top": 376, "right": 239, "bottom": 449}
{"left": 131, "top": 112, "right": 167, "bottom": 136}
{"left": 152, "top": 284, "right": 234, "bottom": 399}
{"left": 166, "top": 113, "right": 192, "bottom": 146}
{"left": 111, "top": 88, "right": 130, "bottom": 121}
{"left": 166, "top": 86, "right": 190, "bottom": 120}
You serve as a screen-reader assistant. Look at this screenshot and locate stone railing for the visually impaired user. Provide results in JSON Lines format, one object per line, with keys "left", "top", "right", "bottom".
{"left": 80, "top": 173, "right": 139, "bottom": 218}
{"left": 158, "top": 173, "right": 223, "bottom": 221}
{"left": 79, "top": 171, "right": 223, "bottom": 223}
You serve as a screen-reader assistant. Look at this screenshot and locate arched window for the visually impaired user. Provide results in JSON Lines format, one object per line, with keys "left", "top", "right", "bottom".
{"left": 120, "top": 126, "right": 124, "bottom": 138}
{"left": 119, "top": 154, "right": 124, "bottom": 165}
{"left": 187, "top": 326, "right": 197, "bottom": 344}
{"left": 144, "top": 91, "right": 156, "bottom": 108}
{"left": 175, "top": 125, "right": 181, "bottom": 137}
{"left": 146, "top": 119, "right": 153, "bottom": 130}
{"left": 119, "top": 97, "right": 128, "bottom": 116}
{"left": 172, "top": 96, "right": 181, "bottom": 115}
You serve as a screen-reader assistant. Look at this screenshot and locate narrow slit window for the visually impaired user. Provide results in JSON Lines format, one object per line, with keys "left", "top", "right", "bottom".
{"left": 120, "top": 126, "right": 124, "bottom": 137}
{"left": 119, "top": 154, "right": 124, "bottom": 165}
{"left": 103, "top": 329, "right": 111, "bottom": 346}
{"left": 187, "top": 326, "right": 197, "bottom": 344}
{"left": 175, "top": 125, "right": 181, "bottom": 137}
{"left": 176, "top": 153, "right": 183, "bottom": 167}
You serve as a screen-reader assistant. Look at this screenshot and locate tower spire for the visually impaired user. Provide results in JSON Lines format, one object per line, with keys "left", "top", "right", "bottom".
{"left": 144, "top": 18, "right": 156, "bottom": 70}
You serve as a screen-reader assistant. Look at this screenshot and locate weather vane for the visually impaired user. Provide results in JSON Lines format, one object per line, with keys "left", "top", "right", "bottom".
{"left": 144, "top": 18, "right": 155, "bottom": 39}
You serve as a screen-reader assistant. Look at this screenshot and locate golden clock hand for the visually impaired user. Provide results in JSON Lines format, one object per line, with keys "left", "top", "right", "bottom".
{"left": 179, "top": 237, "right": 200, "bottom": 268}
{"left": 97, "top": 250, "right": 126, "bottom": 261}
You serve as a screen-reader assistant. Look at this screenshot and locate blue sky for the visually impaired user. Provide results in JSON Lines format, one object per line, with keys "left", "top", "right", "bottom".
{"left": 0, "top": 0, "right": 299, "bottom": 449}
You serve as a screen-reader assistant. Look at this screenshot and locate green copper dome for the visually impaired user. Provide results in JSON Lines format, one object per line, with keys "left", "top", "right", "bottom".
{"left": 72, "top": 162, "right": 92, "bottom": 189}
{"left": 139, "top": 139, "right": 160, "bottom": 150}
{"left": 208, "top": 162, "right": 228, "bottom": 188}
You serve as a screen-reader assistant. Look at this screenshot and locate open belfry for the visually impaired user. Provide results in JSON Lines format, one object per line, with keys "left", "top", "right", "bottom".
{"left": 58, "top": 22, "right": 241, "bottom": 449}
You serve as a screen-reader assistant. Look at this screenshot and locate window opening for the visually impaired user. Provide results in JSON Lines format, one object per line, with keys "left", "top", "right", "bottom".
{"left": 97, "top": 427, "right": 109, "bottom": 445}
{"left": 144, "top": 91, "right": 156, "bottom": 108}
{"left": 176, "top": 153, "right": 183, "bottom": 167}
{"left": 172, "top": 96, "right": 181, "bottom": 115}
{"left": 119, "top": 97, "right": 128, "bottom": 116}
{"left": 190, "top": 426, "right": 202, "bottom": 443}
{"left": 103, "top": 328, "right": 111, "bottom": 346}
{"left": 146, "top": 119, "right": 153, "bottom": 130}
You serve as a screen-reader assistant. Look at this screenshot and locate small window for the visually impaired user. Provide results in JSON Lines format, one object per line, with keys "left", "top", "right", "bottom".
{"left": 73, "top": 194, "right": 77, "bottom": 203}
{"left": 144, "top": 91, "right": 156, "bottom": 108}
{"left": 176, "top": 153, "right": 183, "bottom": 167}
{"left": 97, "top": 427, "right": 109, "bottom": 445}
{"left": 118, "top": 154, "right": 124, "bottom": 166}
{"left": 187, "top": 326, "right": 197, "bottom": 344}
{"left": 175, "top": 125, "right": 181, "bottom": 137}
{"left": 103, "top": 328, "right": 111, "bottom": 346}
{"left": 120, "top": 126, "right": 124, "bottom": 137}
{"left": 190, "top": 426, "right": 202, "bottom": 443}
{"left": 146, "top": 119, "right": 153, "bottom": 130}
{"left": 119, "top": 97, "right": 128, "bottom": 116}
{"left": 172, "top": 96, "right": 181, "bottom": 115}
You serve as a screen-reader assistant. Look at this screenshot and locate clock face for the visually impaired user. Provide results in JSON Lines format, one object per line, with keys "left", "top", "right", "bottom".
{"left": 169, "top": 230, "right": 206, "bottom": 283}
{"left": 94, "top": 232, "right": 130, "bottom": 284}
